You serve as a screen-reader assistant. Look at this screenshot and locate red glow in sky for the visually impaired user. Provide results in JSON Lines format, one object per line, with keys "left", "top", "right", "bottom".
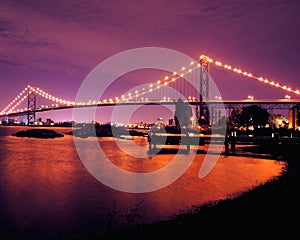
{"left": 1, "top": 0, "right": 300, "bottom": 123}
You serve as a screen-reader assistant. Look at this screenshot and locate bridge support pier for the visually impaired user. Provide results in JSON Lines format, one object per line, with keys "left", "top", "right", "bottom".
{"left": 199, "top": 56, "right": 210, "bottom": 125}
{"left": 27, "top": 87, "right": 36, "bottom": 125}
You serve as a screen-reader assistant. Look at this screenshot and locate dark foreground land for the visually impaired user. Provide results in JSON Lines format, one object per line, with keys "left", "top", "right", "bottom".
{"left": 75, "top": 143, "right": 299, "bottom": 240}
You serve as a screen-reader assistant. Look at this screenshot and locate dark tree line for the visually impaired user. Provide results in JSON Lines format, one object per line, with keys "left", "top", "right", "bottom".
{"left": 230, "top": 105, "right": 270, "bottom": 128}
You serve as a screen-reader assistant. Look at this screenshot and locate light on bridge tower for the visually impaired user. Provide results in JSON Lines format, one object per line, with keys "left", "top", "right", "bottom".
{"left": 199, "top": 55, "right": 210, "bottom": 125}
{"left": 27, "top": 86, "right": 36, "bottom": 125}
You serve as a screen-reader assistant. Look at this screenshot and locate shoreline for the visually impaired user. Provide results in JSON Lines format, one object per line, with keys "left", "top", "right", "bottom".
{"left": 82, "top": 143, "right": 298, "bottom": 239}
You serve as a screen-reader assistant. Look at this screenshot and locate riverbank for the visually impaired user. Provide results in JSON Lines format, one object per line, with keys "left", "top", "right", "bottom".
{"left": 80, "top": 143, "right": 298, "bottom": 239}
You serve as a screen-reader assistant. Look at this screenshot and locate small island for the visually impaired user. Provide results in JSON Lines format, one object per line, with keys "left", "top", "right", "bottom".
{"left": 12, "top": 129, "right": 64, "bottom": 139}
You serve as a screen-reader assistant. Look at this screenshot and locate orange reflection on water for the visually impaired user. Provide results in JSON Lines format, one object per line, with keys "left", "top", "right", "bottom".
{"left": 0, "top": 127, "right": 287, "bottom": 237}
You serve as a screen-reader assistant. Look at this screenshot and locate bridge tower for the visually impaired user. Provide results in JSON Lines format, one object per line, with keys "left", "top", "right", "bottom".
{"left": 27, "top": 86, "right": 36, "bottom": 125}
{"left": 198, "top": 55, "right": 210, "bottom": 125}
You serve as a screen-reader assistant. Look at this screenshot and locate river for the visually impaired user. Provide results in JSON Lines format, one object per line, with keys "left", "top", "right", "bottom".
{"left": 0, "top": 126, "right": 286, "bottom": 239}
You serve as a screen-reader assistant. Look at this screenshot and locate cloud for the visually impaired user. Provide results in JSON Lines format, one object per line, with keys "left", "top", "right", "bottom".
{"left": 0, "top": 0, "right": 299, "bottom": 95}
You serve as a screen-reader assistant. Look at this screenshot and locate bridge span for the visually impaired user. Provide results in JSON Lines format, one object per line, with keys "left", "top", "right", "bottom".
{"left": 1, "top": 54, "right": 300, "bottom": 126}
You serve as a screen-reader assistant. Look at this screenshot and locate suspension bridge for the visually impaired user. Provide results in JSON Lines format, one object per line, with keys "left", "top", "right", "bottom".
{"left": 1, "top": 55, "right": 300, "bottom": 128}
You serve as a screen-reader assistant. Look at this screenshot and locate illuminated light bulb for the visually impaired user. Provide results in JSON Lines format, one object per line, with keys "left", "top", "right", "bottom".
{"left": 189, "top": 68, "right": 192, "bottom": 72}
{"left": 197, "top": 63, "right": 201, "bottom": 67}
{"left": 295, "top": 90, "right": 300, "bottom": 94}
{"left": 164, "top": 82, "right": 168, "bottom": 85}
{"left": 190, "top": 61, "right": 194, "bottom": 65}
{"left": 180, "top": 74, "right": 184, "bottom": 77}
{"left": 173, "top": 72, "right": 177, "bottom": 75}
{"left": 157, "top": 80, "right": 161, "bottom": 84}
{"left": 181, "top": 67, "right": 185, "bottom": 71}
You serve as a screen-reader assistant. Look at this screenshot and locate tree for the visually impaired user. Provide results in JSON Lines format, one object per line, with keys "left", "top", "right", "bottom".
{"left": 230, "top": 107, "right": 242, "bottom": 127}
{"left": 239, "top": 105, "right": 270, "bottom": 128}
{"left": 174, "top": 98, "right": 193, "bottom": 129}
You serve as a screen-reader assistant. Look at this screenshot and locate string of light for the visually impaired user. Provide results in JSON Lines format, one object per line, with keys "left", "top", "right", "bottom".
{"left": 29, "top": 85, "right": 75, "bottom": 106}
{"left": 0, "top": 86, "right": 28, "bottom": 114}
{"left": 2, "top": 54, "right": 299, "bottom": 116}
{"left": 1, "top": 61, "right": 200, "bottom": 114}
{"left": 200, "top": 55, "right": 300, "bottom": 96}
{"left": 112, "top": 60, "right": 201, "bottom": 103}
{"left": 1, "top": 85, "right": 75, "bottom": 115}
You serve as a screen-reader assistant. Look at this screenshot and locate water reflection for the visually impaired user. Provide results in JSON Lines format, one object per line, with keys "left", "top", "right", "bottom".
{"left": 0, "top": 126, "right": 286, "bottom": 239}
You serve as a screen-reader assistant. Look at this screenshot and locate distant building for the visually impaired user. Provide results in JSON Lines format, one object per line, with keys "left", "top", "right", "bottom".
{"left": 45, "top": 118, "right": 54, "bottom": 126}
{"left": 288, "top": 103, "right": 300, "bottom": 130}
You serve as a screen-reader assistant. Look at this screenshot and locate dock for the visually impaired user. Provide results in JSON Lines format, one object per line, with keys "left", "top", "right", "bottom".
{"left": 147, "top": 129, "right": 300, "bottom": 154}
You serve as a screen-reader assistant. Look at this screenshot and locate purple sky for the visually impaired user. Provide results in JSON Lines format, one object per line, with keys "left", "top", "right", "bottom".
{"left": 1, "top": 0, "right": 300, "bottom": 123}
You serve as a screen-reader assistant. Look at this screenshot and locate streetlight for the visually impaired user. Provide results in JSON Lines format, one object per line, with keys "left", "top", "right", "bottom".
{"left": 190, "top": 117, "right": 194, "bottom": 128}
